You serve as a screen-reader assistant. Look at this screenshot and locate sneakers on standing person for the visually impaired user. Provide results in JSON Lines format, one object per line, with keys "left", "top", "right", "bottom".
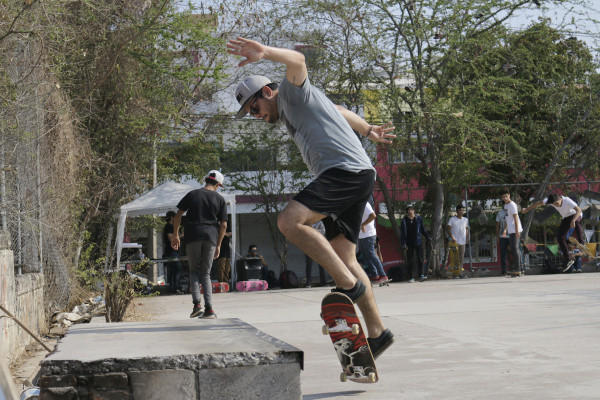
{"left": 419, "top": 275, "right": 427, "bottom": 282}
{"left": 190, "top": 304, "right": 203, "bottom": 318}
{"left": 200, "top": 308, "right": 216, "bottom": 319}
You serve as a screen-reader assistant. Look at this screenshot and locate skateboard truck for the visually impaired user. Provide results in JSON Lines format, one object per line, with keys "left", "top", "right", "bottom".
{"left": 322, "top": 319, "right": 360, "bottom": 335}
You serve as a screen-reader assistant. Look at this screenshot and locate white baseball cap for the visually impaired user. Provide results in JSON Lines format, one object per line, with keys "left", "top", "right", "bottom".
{"left": 234, "top": 75, "right": 272, "bottom": 119}
{"left": 205, "top": 170, "right": 225, "bottom": 186}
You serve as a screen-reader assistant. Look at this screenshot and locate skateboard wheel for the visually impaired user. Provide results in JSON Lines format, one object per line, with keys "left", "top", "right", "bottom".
{"left": 340, "top": 372, "right": 347, "bottom": 382}
{"left": 322, "top": 325, "right": 329, "bottom": 335}
{"left": 351, "top": 324, "right": 360, "bottom": 335}
{"left": 368, "top": 372, "right": 376, "bottom": 383}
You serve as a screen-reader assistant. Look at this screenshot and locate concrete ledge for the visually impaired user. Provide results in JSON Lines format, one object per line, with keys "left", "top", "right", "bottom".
{"left": 40, "top": 318, "right": 303, "bottom": 399}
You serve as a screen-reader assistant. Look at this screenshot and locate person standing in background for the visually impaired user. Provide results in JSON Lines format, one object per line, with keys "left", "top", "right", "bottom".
{"left": 400, "top": 205, "right": 431, "bottom": 282}
{"left": 446, "top": 204, "right": 469, "bottom": 278}
{"left": 495, "top": 207, "right": 509, "bottom": 276}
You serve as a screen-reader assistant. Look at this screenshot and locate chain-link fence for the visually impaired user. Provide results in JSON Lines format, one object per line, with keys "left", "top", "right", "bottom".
{"left": 1, "top": 35, "right": 84, "bottom": 312}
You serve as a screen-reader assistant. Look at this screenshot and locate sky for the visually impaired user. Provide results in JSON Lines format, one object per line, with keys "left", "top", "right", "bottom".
{"left": 178, "top": 0, "right": 599, "bottom": 53}
{"left": 506, "top": 1, "right": 600, "bottom": 53}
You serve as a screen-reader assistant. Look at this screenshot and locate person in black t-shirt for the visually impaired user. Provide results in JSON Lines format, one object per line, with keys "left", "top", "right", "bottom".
{"left": 171, "top": 170, "right": 228, "bottom": 319}
{"left": 163, "top": 210, "right": 183, "bottom": 294}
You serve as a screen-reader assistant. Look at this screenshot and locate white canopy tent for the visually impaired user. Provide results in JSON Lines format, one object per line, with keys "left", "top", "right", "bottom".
{"left": 115, "top": 181, "right": 236, "bottom": 282}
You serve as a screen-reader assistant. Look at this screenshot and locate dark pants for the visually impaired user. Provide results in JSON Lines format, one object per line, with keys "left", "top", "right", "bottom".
{"left": 305, "top": 255, "right": 327, "bottom": 286}
{"left": 558, "top": 215, "right": 583, "bottom": 265}
{"left": 406, "top": 244, "right": 425, "bottom": 279}
{"left": 165, "top": 254, "right": 181, "bottom": 293}
{"left": 499, "top": 237, "right": 509, "bottom": 274}
{"left": 508, "top": 233, "right": 522, "bottom": 272}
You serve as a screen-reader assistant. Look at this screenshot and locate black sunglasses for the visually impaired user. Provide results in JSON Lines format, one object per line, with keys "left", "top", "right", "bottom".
{"left": 248, "top": 90, "right": 263, "bottom": 115}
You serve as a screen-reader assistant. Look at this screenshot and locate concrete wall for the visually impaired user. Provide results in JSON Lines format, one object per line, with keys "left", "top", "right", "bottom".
{"left": 0, "top": 231, "right": 46, "bottom": 362}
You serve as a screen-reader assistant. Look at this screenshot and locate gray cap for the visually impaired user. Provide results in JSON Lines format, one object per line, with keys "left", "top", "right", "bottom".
{"left": 234, "top": 75, "right": 272, "bottom": 119}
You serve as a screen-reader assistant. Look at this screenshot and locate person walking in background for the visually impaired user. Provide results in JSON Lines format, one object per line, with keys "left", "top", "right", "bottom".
{"left": 522, "top": 193, "right": 584, "bottom": 272}
{"left": 495, "top": 207, "right": 509, "bottom": 276}
{"left": 305, "top": 221, "right": 328, "bottom": 288}
{"left": 446, "top": 204, "right": 469, "bottom": 278}
{"left": 171, "top": 170, "right": 228, "bottom": 319}
{"left": 501, "top": 190, "right": 523, "bottom": 275}
{"left": 400, "top": 205, "right": 431, "bottom": 282}
{"left": 215, "top": 217, "right": 232, "bottom": 283}
{"left": 358, "top": 202, "right": 389, "bottom": 284}
{"left": 228, "top": 36, "right": 396, "bottom": 358}
{"left": 163, "top": 211, "right": 183, "bottom": 294}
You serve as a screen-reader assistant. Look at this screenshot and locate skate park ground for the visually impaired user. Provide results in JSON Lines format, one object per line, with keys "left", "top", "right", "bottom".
{"left": 130, "top": 273, "right": 600, "bottom": 400}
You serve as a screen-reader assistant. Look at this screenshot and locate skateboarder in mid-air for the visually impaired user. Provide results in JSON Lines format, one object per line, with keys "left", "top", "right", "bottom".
{"left": 522, "top": 193, "right": 584, "bottom": 272}
{"left": 228, "top": 37, "right": 396, "bottom": 358}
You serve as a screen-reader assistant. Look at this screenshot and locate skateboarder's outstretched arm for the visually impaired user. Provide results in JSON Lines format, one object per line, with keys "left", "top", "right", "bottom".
{"left": 227, "top": 37, "right": 307, "bottom": 87}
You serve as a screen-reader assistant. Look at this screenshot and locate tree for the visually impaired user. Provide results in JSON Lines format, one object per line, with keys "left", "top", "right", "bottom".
{"left": 267, "top": 0, "right": 598, "bottom": 275}
{"left": 224, "top": 120, "right": 310, "bottom": 271}
{"left": 454, "top": 22, "right": 600, "bottom": 237}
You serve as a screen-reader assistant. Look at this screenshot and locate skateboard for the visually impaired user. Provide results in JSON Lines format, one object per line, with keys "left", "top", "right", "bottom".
{"left": 568, "top": 237, "right": 596, "bottom": 259}
{"left": 377, "top": 278, "right": 392, "bottom": 287}
{"left": 200, "top": 282, "right": 230, "bottom": 294}
{"left": 447, "top": 241, "right": 463, "bottom": 278}
{"left": 321, "top": 293, "right": 378, "bottom": 383}
{"left": 235, "top": 280, "right": 268, "bottom": 292}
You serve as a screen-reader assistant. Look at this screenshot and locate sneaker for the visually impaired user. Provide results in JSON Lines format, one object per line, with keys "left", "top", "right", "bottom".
{"left": 369, "top": 275, "right": 380, "bottom": 283}
{"left": 367, "top": 329, "right": 395, "bottom": 360}
{"left": 200, "top": 309, "right": 216, "bottom": 319}
{"left": 376, "top": 276, "right": 389, "bottom": 284}
{"left": 331, "top": 279, "right": 366, "bottom": 303}
{"left": 419, "top": 275, "right": 427, "bottom": 282}
{"left": 190, "top": 304, "right": 203, "bottom": 318}
{"left": 408, "top": 278, "right": 415, "bottom": 283}
{"left": 563, "top": 259, "right": 574, "bottom": 272}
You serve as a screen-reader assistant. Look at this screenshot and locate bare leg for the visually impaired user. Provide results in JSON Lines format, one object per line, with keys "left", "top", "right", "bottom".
{"left": 330, "top": 234, "right": 385, "bottom": 339}
{"left": 278, "top": 200, "right": 385, "bottom": 338}
{"left": 278, "top": 201, "right": 356, "bottom": 289}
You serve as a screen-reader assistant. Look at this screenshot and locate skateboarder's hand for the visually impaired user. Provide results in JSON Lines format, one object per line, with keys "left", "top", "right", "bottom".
{"left": 227, "top": 37, "right": 267, "bottom": 67}
{"left": 367, "top": 122, "right": 396, "bottom": 144}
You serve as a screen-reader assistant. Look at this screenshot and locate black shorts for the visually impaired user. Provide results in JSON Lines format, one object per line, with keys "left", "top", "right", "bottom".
{"left": 294, "top": 168, "right": 375, "bottom": 244}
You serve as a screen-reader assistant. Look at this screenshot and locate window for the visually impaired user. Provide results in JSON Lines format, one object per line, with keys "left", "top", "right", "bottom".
{"left": 388, "top": 146, "right": 427, "bottom": 164}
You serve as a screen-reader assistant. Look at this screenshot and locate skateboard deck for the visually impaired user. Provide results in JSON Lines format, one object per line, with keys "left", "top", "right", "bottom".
{"left": 447, "top": 241, "right": 463, "bottom": 277}
{"left": 321, "top": 293, "right": 378, "bottom": 383}
{"left": 236, "top": 280, "right": 268, "bottom": 292}
{"left": 200, "top": 282, "right": 230, "bottom": 294}
{"left": 568, "top": 237, "right": 596, "bottom": 259}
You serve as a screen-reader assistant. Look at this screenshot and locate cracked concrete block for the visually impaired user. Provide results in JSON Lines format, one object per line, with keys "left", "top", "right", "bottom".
{"left": 129, "top": 369, "right": 196, "bottom": 400}
{"left": 198, "top": 363, "right": 301, "bottom": 400}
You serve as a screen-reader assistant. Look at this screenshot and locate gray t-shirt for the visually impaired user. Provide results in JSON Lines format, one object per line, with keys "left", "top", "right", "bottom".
{"left": 277, "top": 77, "right": 374, "bottom": 177}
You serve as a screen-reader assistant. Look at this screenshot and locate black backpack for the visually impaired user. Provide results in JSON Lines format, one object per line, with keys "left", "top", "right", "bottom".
{"left": 279, "top": 270, "right": 299, "bottom": 289}
{"left": 267, "top": 270, "right": 279, "bottom": 288}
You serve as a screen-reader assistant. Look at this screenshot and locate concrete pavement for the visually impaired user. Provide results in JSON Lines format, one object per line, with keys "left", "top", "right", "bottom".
{"left": 133, "top": 273, "right": 600, "bottom": 399}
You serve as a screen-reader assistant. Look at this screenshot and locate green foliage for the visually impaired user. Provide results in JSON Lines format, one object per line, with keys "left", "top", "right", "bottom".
{"left": 103, "top": 270, "right": 136, "bottom": 323}
{"left": 225, "top": 121, "right": 310, "bottom": 269}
